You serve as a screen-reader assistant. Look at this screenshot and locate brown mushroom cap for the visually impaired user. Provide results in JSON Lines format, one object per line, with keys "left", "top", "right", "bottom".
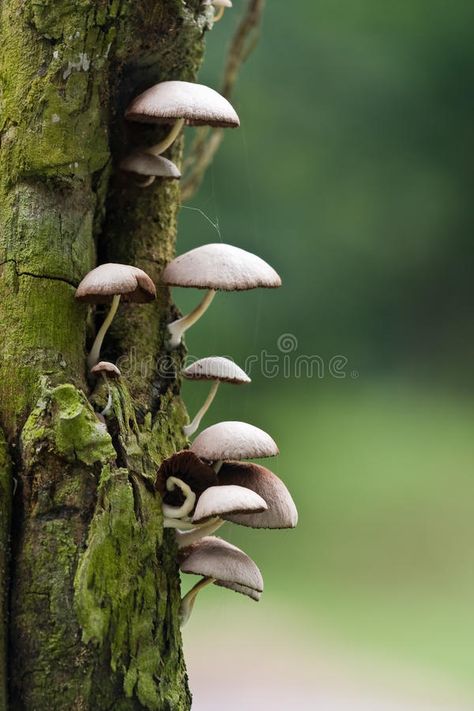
{"left": 120, "top": 152, "right": 181, "bottom": 179}
{"left": 218, "top": 461, "right": 298, "bottom": 529}
{"left": 180, "top": 536, "right": 263, "bottom": 594}
{"left": 183, "top": 357, "right": 250, "bottom": 384}
{"left": 192, "top": 484, "right": 267, "bottom": 524}
{"left": 75, "top": 263, "right": 156, "bottom": 304}
{"left": 155, "top": 451, "right": 217, "bottom": 502}
{"left": 191, "top": 421, "right": 279, "bottom": 461}
{"left": 90, "top": 361, "right": 121, "bottom": 379}
{"left": 162, "top": 243, "right": 281, "bottom": 292}
{"left": 125, "top": 81, "right": 240, "bottom": 128}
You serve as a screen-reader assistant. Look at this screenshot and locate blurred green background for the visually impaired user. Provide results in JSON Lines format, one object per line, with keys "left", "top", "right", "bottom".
{"left": 176, "top": 1, "right": 474, "bottom": 707}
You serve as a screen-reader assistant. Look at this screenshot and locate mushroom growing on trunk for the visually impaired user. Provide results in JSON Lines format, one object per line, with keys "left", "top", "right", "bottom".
{"left": 90, "top": 361, "right": 121, "bottom": 417}
{"left": 125, "top": 81, "right": 239, "bottom": 185}
{"left": 75, "top": 263, "right": 156, "bottom": 368}
{"left": 182, "top": 356, "right": 250, "bottom": 437}
{"left": 179, "top": 536, "right": 263, "bottom": 626}
{"left": 190, "top": 420, "right": 279, "bottom": 472}
{"left": 120, "top": 151, "right": 181, "bottom": 187}
{"left": 212, "top": 0, "right": 233, "bottom": 22}
{"left": 162, "top": 243, "right": 281, "bottom": 347}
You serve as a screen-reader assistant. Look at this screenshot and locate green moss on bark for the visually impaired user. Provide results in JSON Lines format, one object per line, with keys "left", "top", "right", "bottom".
{"left": 0, "top": 431, "right": 11, "bottom": 711}
{"left": 74, "top": 465, "right": 187, "bottom": 711}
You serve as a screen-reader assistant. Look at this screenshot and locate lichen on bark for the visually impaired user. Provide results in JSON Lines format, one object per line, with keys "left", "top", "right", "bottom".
{"left": 0, "top": 0, "right": 209, "bottom": 708}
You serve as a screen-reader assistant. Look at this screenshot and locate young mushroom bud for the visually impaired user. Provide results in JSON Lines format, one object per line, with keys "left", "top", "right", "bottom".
{"left": 75, "top": 263, "right": 156, "bottom": 368}
{"left": 162, "top": 244, "right": 281, "bottom": 348}
{"left": 218, "top": 461, "right": 298, "bottom": 529}
{"left": 90, "top": 361, "right": 121, "bottom": 417}
{"left": 125, "top": 81, "right": 239, "bottom": 185}
{"left": 179, "top": 536, "right": 263, "bottom": 626}
{"left": 182, "top": 357, "right": 250, "bottom": 437}
{"left": 120, "top": 151, "right": 181, "bottom": 187}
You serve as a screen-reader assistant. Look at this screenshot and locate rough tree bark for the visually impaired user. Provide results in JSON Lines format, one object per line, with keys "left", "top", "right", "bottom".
{"left": 0, "top": 1, "right": 212, "bottom": 708}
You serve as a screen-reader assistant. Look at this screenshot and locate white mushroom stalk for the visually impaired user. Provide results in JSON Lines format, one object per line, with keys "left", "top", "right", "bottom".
{"left": 100, "top": 373, "right": 114, "bottom": 417}
{"left": 87, "top": 294, "right": 120, "bottom": 369}
{"left": 180, "top": 577, "right": 215, "bottom": 628}
{"left": 168, "top": 289, "right": 216, "bottom": 348}
{"left": 183, "top": 381, "right": 220, "bottom": 438}
{"left": 211, "top": 0, "right": 232, "bottom": 22}
{"left": 162, "top": 476, "right": 197, "bottom": 520}
{"left": 176, "top": 517, "right": 224, "bottom": 549}
{"left": 150, "top": 118, "right": 185, "bottom": 156}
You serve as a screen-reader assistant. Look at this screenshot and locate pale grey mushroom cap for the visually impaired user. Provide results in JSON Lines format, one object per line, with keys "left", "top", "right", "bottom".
{"left": 218, "top": 461, "right": 298, "bottom": 529}
{"left": 192, "top": 484, "right": 267, "bottom": 524}
{"left": 162, "top": 243, "right": 281, "bottom": 291}
{"left": 183, "top": 357, "right": 250, "bottom": 384}
{"left": 90, "top": 361, "right": 121, "bottom": 379}
{"left": 191, "top": 421, "right": 279, "bottom": 461}
{"left": 120, "top": 152, "right": 181, "bottom": 179}
{"left": 75, "top": 264, "right": 156, "bottom": 304}
{"left": 213, "top": 0, "right": 233, "bottom": 6}
{"left": 125, "top": 81, "right": 240, "bottom": 128}
{"left": 180, "top": 536, "right": 263, "bottom": 594}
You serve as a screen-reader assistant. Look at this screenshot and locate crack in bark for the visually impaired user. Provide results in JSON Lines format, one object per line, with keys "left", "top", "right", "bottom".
{"left": 0, "top": 259, "right": 78, "bottom": 289}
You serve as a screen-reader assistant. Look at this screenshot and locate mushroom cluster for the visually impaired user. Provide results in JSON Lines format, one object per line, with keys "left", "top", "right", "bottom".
{"left": 74, "top": 55, "right": 296, "bottom": 633}
{"left": 157, "top": 420, "right": 297, "bottom": 626}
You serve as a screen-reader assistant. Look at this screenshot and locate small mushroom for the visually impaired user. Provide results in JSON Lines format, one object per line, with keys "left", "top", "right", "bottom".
{"left": 218, "top": 461, "right": 298, "bottom": 529}
{"left": 75, "top": 263, "right": 156, "bottom": 368}
{"left": 179, "top": 536, "right": 263, "bottom": 626}
{"left": 191, "top": 420, "right": 279, "bottom": 472}
{"left": 125, "top": 81, "right": 239, "bottom": 185}
{"left": 90, "top": 361, "right": 121, "bottom": 417}
{"left": 162, "top": 243, "right": 281, "bottom": 347}
{"left": 182, "top": 357, "right": 250, "bottom": 437}
{"left": 192, "top": 484, "right": 268, "bottom": 524}
{"left": 212, "top": 0, "right": 233, "bottom": 22}
{"left": 120, "top": 151, "right": 181, "bottom": 187}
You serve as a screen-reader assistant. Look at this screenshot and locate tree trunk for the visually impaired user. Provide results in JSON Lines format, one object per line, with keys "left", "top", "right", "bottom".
{"left": 0, "top": 1, "right": 209, "bottom": 708}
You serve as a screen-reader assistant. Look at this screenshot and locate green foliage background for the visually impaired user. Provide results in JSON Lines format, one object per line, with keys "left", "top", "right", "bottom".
{"left": 177, "top": 0, "right": 474, "bottom": 691}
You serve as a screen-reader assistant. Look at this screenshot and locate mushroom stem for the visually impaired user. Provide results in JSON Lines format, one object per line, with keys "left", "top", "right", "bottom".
{"left": 135, "top": 175, "right": 156, "bottom": 188}
{"left": 213, "top": 6, "right": 225, "bottom": 22}
{"left": 184, "top": 381, "right": 220, "bottom": 437}
{"left": 162, "top": 476, "right": 197, "bottom": 519}
{"left": 100, "top": 374, "right": 113, "bottom": 417}
{"left": 150, "top": 118, "right": 185, "bottom": 156}
{"left": 163, "top": 518, "right": 196, "bottom": 530}
{"left": 168, "top": 289, "right": 216, "bottom": 348}
{"left": 180, "top": 576, "right": 216, "bottom": 628}
{"left": 213, "top": 460, "right": 223, "bottom": 474}
{"left": 176, "top": 517, "right": 224, "bottom": 548}
{"left": 87, "top": 294, "right": 121, "bottom": 369}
